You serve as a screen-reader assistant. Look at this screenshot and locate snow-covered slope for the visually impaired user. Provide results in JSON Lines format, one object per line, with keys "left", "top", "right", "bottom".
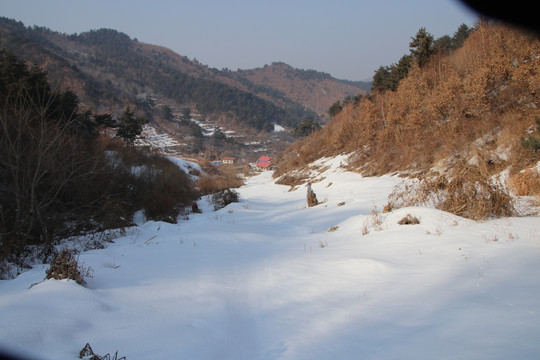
{"left": 1, "top": 158, "right": 539, "bottom": 360}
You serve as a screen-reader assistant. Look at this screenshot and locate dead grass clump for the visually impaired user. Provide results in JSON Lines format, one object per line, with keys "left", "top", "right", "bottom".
{"left": 275, "top": 173, "right": 306, "bottom": 188}
{"left": 398, "top": 214, "right": 420, "bottom": 225}
{"left": 79, "top": 343, "right": 126, "bottom": 360}
{"left": 387, "top": 162, "right": 516, "bottom": 220}
{"left": 45, "top": 249, "right": 89, "bottom": 286}
{"left": 509, "top": 166, "right": 540, "bottom": 197}
{"left": 362, "top": 206, "right": 384, "bottom": 235}
{"left": 436, "top": 170, "right": 515, "bottom": 220}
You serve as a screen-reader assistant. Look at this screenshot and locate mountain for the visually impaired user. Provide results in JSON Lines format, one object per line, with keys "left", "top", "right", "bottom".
{"left": 0, "top": 17, "right": 367, "bottom": 148}
{"left": 225, "top": 62, "right": 370, "bottom": 116}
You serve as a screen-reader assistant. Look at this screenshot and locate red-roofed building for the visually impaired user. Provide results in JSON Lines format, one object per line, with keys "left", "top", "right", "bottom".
{"left": 256, "top": 161, "right": 272, "bottom": 171}
{"left": 256, "top": 155, "right": 273, "bottom": 171}
{"left": 258, "top": 156, "right": 272, "bottom": 162}
{"left": 222, "top": 157, "right": 236, "bottom": 164}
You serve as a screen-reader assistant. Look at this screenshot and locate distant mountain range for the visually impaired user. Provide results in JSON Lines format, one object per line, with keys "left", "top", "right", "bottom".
{"left": 0, "top": 17, "right": 370, "bottom": 133}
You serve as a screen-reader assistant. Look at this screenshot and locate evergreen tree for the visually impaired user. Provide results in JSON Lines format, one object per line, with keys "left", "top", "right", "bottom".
{"left": 211, "top": 127, "right": 226, "bottom": 141}
{"left": 372, "top": 66, "right": 393, "bottom": 92}
{"left": 433, "top": 35, "right": 453, "bottom": 55}
{"left": 116, "top": 107, "right": 148, "bottom": 145}
{"left": 391, "top": 55, "right": 412, "bottom": 86}
{"left": 294, "top": 117, "right": 320, "bottom": 138}
{"left": 451, "top": 24, "right": 472, "bottom": 50}
{"left": 94, "top": 113, "right": 116, "bottom": 128}
{"left": 328, "top": 100, "right": 343, "bottom": 117}
{"left": 160, "top": 105, "right": 173, "bottom": 121}
{"left": 263, "top": 121, "right": 275, "bottom": 132}
{"left": 372, "top": 55, "right": 411, "bottom": 93}
{"left": 409, "top": 27, "right": 434, "bottom": 67}
{"left": 180, "top": 107, "right": 191, "bottom": 123}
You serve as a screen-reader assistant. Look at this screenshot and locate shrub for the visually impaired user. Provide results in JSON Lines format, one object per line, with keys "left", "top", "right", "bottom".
{"left": 387, "top": 161, "right": 516, "bottom": 220}
{"left": 509, "top": 166, "right": 540, "bottom": 197}
{"left": 45, "top": 249, "right": 89, "bottom": 286}
{"left": 136, "top": 154, "right": 198, "bottom": 222}
{"left": 79, "top": 343, "right": 126, "bottom": 360}
{"left": 211, "top": 189, "right": 240, "bottom": 210}
{"left": 197, "top": 174, "right": 243, "bottom": 196}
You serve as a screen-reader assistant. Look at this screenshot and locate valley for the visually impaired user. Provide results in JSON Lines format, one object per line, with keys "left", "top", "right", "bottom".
{"left": 0, "top": 17, "right": 369, "bottom": 161}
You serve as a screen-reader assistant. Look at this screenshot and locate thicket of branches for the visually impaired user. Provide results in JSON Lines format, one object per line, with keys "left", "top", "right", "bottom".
{"left": 275, "top": 23, "right": 540, "bottom": 219}
{"left": 0, "top": 51, "right": 198, "bottom": 274}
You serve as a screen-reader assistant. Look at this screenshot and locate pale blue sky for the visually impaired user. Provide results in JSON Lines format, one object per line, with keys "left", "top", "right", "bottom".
{"left": 1, "top": 0, "right": 478, "bottom": 81}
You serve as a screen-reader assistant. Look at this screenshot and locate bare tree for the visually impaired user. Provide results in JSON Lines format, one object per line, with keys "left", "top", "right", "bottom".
{"left": 0, "top": 86, "right": 103, "bottom": 263}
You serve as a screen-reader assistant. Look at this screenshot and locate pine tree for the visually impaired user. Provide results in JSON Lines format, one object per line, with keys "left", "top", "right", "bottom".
{"left": 294, "top": 117, "right": 321, "bottom": 138}
{"left": 409, "top": 27, "right": 434, "bottom": 67}
{"left": 372, "top": 66, "right": 393, "bottom": 92}
{"left": 328, "top": 100, "right": 343, "bottom": 117}
{"left": 116, "top": 107, "right": 148, "bottom": 145}
{"left": 451, "top": 24, "right": 472, "bottom": 50}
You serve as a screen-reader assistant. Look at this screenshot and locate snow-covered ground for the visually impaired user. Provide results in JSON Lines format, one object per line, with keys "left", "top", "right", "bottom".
{"left": 273, "top": 123, "right": 286, "bottom": 132}
{"left": 134, "top": 125, "right": 185, "bottom": 150}
{"left": 1, "top": 157, "right": 540, "bottom": 360}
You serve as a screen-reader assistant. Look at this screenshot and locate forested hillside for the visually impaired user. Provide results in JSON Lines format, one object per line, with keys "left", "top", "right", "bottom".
{"left": 275, "top": 22, "right": 540, "bottom": 220}
{"left": 0, "top": 19, "right": 286, "bottom": 131}
{"left": 0, "top": 17, "right": 365, "bottom": 133}
{"left": 227, "top": 62, "right": 369, "bottom": 116}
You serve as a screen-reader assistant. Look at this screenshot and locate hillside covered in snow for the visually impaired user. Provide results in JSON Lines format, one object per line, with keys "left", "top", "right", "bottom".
{"left": 1, "top": 157, "right": 539, "bottom": 360}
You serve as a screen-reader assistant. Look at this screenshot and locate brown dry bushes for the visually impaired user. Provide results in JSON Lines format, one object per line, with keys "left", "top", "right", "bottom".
{"left": 275, "top": 23, "right": 540, "bottom": 219}
{"left": 509, "top": 166, "right": 540, "bottom": 197}
{"left": 45, "top": 249, "right": 89, "bottom": 286}
{"left": 388, "top": 159, "right": 516, "bottom": 220}
{"left": 196, "top": 163, "right": 243, "bottom": 196}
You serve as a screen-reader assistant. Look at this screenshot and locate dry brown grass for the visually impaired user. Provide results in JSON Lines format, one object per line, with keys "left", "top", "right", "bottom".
{"left": 387, "top": 160, "right": 516, "bottom": 220}
{"left": 509, "top": 166, "right": 540, "bottom": 197}
{"left": 275, "top": 23, "right": 540, "bottom": 219}
{"left": 197, "top": 164, "right": 244, "bottom": 196}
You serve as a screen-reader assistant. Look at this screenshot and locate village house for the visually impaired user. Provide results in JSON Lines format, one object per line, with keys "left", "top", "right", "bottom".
{"left": 222, "top": 156, "right": 235, "bottom": 164}
{"left": 256, "top": 155, "right": 273, "bottom": 171}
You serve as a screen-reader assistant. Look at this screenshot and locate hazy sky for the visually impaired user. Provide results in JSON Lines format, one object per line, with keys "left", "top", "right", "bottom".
{"left": 1, "top": 0, "right": 478, "bottom": 81}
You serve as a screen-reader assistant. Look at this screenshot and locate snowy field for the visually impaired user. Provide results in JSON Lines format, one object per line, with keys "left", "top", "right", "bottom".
{"left": 1, "top": 157, "right": 540, "bottom": 360}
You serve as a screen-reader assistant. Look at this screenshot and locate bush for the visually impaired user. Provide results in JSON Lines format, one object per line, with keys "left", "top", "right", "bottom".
{"left": 136, "top": 154, "right": 198, "bottom": 222}
{"left": 196, "top": 164, "right": 243, "bottom": 196}
{"left": 509, "top": 166, "right": 540, "bottom": 197}
{"left": 45, "top": 249, "right": 89, "bottom": 286}
{"left": 79, "top": 343, "right": 126, "bottom": 360}
{"left": 387, "top": 161, "right": 516, "bottom": 220}
{"left": 211, "top": 189, "right": 240, "bottom": 210}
